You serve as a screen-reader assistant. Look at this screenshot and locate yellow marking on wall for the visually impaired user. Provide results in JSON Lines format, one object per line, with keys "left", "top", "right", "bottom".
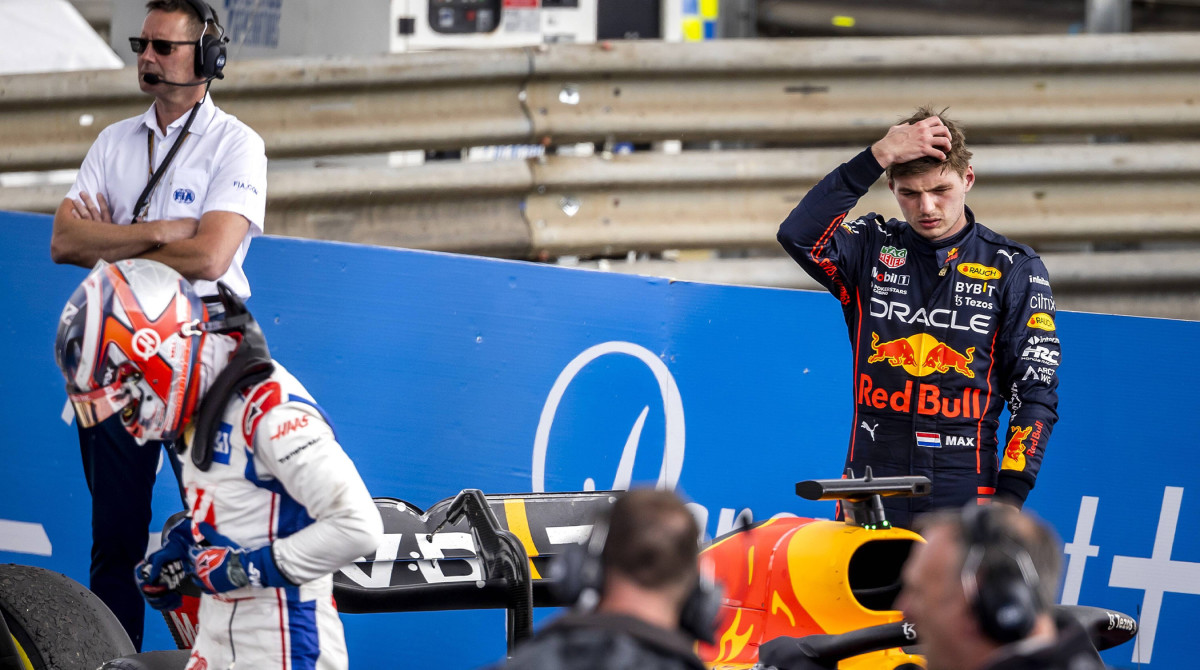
{"left": 747, "top": 545, "right": 755, "bottom": 585}
{"left": 700, "top": 0, "right": 719, "bottom": 19}
{"left": 683, "top": 18, "right": 703, "bottom": 41}
{"left": 832, "top": 15, "right": 856, "bottom": 28}
{"left": 503, "top": 498, "right": 541, "bottom": 579}
{"left": 771, "top": 590, "right": 796, "bottom": 627}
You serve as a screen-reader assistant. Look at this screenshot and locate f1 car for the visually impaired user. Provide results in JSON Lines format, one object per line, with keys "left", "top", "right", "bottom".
{"left": 1, "top": 472, "right": 1139, "bottom": 670}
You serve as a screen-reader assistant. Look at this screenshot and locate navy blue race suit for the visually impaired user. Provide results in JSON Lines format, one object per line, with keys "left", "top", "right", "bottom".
{"left": 778, "top": 148, "right": 1061, "bottom": 527}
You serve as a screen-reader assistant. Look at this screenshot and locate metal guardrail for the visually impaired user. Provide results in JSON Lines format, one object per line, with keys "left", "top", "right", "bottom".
{"left": 3, "top": 33, "right": 1200, "bottom": 172}
{"left": 7, "top": 142, "right": 1199, "bottom": 256}
{"left": 3, "top": 34, "right": 1199, "bottom": 318}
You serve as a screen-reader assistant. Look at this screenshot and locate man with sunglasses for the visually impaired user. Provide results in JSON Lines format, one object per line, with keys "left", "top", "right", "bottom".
{"left": 49, "top": 0, "right": 266, "bottom": 651}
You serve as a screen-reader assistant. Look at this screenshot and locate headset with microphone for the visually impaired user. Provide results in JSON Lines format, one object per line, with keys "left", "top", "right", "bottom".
{"left": 959, "top": 504, "right": 1046, "bottom": 644}
{"left": 140, "top": 0, "right": 228, "bottom": 87}
{"left": 548, "top": 503, "right": 725, "bottom": 644}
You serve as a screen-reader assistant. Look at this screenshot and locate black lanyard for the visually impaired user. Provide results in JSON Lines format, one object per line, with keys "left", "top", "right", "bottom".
{"left": 131, "top": 100, "right": 202, "bottom": 222}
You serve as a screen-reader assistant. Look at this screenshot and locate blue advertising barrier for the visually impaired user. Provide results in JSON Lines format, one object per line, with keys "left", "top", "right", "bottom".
{"left": 1, "top": 210, "right": 1196, "bottom": 668}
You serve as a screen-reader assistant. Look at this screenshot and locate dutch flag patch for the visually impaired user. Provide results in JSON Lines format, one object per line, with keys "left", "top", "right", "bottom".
{"left": 915, "top": 432, "right": 942, "bottom": 448}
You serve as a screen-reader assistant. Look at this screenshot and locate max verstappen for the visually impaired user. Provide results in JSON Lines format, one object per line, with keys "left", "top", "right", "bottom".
{"left": 778, "top": 107, "right": 1060, "bottom": 529}
{"left": 55, "top": 259, "right": 383, "bottom": 669}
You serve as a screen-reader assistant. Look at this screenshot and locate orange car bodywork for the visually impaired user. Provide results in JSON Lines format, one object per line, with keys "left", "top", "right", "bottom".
{"left": 697, "top": 516, "right": 926, "bottom": 669}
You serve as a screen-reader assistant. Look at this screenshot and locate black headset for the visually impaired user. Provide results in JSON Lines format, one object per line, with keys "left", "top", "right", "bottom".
{"left": 183, "top": 0, "right": 227, "bottom": 80}
{"left": 548, "top": 504, "right": 725, "bottom": 644}
{"left": 959, "top": 504, "right": 1045, "bottom": 644}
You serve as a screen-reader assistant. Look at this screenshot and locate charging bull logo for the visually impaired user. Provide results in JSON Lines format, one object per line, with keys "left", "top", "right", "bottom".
{"left": 868, "top": 333, "right": 975, "bottom": 378}
{"left": 1002, "top": 426, "right": 1033, "bottom": 471}
{"left": 923, "top": 343, "right": 975, "bottom": 378}
{"left": 867, "top": 333, "right": 916, "bottom": 367}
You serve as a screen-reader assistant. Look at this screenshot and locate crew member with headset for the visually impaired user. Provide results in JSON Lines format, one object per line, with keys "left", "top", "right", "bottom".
{"left": 893, "top": 504, "right": 1105, "bottom": 670}
{"left": 500, "top": 488, "right": 723, "bottom": 670}
{"left": 50, "top": 0, "right": 266, "bottom": 651}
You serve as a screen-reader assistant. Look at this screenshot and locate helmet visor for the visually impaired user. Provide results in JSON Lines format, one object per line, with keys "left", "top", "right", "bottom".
{"left": 65, "top": 363, "right": 141, "bottom": 429}
{"left": 67, "top": 377, "right": 135, "bottom": 429}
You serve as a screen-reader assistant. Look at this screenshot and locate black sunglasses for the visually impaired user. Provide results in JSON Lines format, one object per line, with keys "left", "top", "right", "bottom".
{"left": 129, "top": 37, "right": 195, "bottom": 56}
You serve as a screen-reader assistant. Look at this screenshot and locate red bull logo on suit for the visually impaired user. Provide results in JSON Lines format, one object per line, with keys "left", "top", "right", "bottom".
{"left": 867, "top": 333, "right": 975, "bottom": 378}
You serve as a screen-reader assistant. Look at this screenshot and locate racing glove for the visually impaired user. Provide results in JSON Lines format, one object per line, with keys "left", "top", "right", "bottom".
{"left": 134, "top": 516, "right": 194, "bottom": 611}
{"left": 188, "top": 522, "right": 296, "bottom": 593}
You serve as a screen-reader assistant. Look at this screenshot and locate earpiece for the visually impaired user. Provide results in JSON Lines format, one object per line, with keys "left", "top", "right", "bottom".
{"left": 960, "top": 505, "right": 1043, "bottom": 644}
{"left": 547, "top": 502, "right": 723, "bottom": 643}
{"left": 547, "top": 511, "right": 609, "bottom": 610}
{"left": 183, "top": 0, "right": 227, "bottom": 80}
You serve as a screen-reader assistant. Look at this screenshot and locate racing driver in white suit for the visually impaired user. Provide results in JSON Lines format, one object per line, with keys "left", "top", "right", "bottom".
{"left": 55, "top": 259, "right": 383, "bottom": 670}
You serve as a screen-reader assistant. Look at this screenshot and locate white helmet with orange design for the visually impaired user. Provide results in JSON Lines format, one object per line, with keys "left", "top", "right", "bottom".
{"left": 55, "top": 259, "right": 208, "bottom": 445}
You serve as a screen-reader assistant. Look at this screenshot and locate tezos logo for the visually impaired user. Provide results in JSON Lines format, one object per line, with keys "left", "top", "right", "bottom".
{"left": 131, "top": 328, "right": 162, "bottom": 360}
{"left": 173, "top": 188, "right": 195, "bottom": 204}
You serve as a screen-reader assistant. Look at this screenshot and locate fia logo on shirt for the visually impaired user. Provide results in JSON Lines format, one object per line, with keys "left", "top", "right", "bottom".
{"left": 173, "top": 188, "right": 195, "bottom": 204}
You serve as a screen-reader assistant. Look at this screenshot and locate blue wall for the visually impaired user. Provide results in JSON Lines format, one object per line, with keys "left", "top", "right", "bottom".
{"left": 1, "top": 211, "right": 1196, "bottom": 668}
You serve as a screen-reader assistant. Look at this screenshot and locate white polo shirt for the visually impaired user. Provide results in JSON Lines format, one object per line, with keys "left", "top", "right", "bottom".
{"left": 66, "top": 93, "right": 267, "bottom": 299}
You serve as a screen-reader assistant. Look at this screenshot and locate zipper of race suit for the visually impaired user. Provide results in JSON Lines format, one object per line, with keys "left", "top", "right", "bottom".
{"left": 227, "top": 599, "right": 239, "bottom": 669}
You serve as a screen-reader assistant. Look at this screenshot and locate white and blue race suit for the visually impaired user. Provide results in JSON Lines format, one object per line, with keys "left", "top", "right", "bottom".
{"left": 181, "top": 361, "right": 382, "bottom": 670}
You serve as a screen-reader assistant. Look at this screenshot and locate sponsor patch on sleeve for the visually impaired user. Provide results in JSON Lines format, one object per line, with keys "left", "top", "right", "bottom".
{"left": 1027, "top": 313, "right": 1055, "bottom": 331}
{"left": 241, "top": 382, "right": 282, "bottom": 446}
{"left": 213, "top": 422, "right": 233, "bottom": 465}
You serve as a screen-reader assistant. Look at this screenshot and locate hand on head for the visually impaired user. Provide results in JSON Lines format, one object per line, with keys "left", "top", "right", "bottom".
{"left": 872, "top": 116, "right": 952, "bottom": 168}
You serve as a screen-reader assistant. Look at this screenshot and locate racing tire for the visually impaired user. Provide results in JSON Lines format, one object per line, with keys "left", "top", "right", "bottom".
{"left": 0, "top": 563, "right": 135, "bottom": 670}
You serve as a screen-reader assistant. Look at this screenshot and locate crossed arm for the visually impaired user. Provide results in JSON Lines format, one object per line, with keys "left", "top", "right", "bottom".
{"left": 51, "top": 192, "right": 250, "bottom": 282}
